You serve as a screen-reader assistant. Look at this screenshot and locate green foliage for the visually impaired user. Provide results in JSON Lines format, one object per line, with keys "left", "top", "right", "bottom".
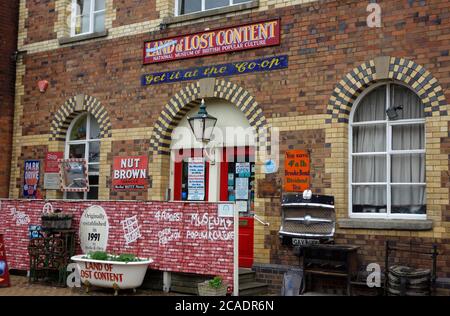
{"left": 208, "top": 276, "right": 223, "bottom": 289}
{"left": 113, "top": 253, "right": 138, "bottom": 262}
{"left": 85, "top": 251, "right": 142, "bottom": 262}
{"left": 88, "top": 251, "right": 109, "bottom": 261}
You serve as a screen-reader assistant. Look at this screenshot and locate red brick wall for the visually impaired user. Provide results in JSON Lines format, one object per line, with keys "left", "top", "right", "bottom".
{"left": 24, "top": 0, "right": 57, "bottom": 45}
{"left": 0, "top": 1, "right": 18, "bottom": 197}
{"left": 0, "top": 199, "right": 234, "bottom": 285}
{"left": 113, "top": 0, "right": 159, "bottom": 27}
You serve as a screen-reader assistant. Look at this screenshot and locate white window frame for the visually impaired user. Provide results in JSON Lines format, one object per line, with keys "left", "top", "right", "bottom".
{"left": 174, "top": 0, "right": 252, "bottom": 16}
{"left": 349, "top": 82, "right": 426, "bottom": 220}
{"left": 70, "top": 0, "right": 106, "bottom": 37}
{"left": 64, "top": 113, "right": 100, "bottom": 200}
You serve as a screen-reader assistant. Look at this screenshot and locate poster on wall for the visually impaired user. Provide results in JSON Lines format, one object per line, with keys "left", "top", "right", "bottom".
{"left": 284, "top": 150, "right": 310, "bottom": 192}
{"left": 79, "top": 205, "right": 109, "bottom": 254}
{"left": 59, "top": 159, "right": 89, "bottom": 192}
{"left": 112, "top": 156, "right": 148, "bottom": 190}
{"left": 143, "top": 19, "right": 280, "bottom": 64}
{"left": 187, "top": 158, "right": 205, "bottom": 201}
{"left": 0, "top": 234, "right": 10, "bottom": 287}
{"left": 23, "top": 160, "right": 40, "bottom": 198}
{"left": 44, "top": 152, "right": 63, "bottom": 190}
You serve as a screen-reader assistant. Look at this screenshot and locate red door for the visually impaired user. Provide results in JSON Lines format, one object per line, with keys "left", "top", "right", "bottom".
{"left": 238, "top": 217, "right": 254, "bottom": 268}
{"left": 220, "top": 147, "right": 255, "bottom": 268}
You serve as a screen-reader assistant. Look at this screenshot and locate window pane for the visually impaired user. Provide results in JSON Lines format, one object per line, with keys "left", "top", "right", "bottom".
{"left": 94, "top": 12, "right": 105, "bottom": 33}
{"left": 88, "top": 164, "right": 99, "bottom": 173}
{"left": 391, "top": 185, "right": 426, "bottom": 214}
{"left": 391, "top": 154, "right": 425, "bottom": 183}
{"left": 89, "top": 117, "right": 100, "bottom": 139}
{"left": 205, "top": 0, "right": 229, "bottom": 10}
{"left": 69, "top": 144, "right": 86, "bottom": 159}
{"left": 94, "top": 0, "right": 105, "bottom": 11}
{"left": 66, "top": 191, "right": 85, "bottom": 200}
{"left": 354, "top": 85, "right": 386, "bottom": 122}
{"left": 352, "top": 156, "right": 386, "bottom": 182}
{"left": 352, "top": 185, "right": 387, "bottom": 213}
{"left": 233, "top": 0, "right": 250, "bottom": 3}
{"left": 89, "top": 175, "right": 99, "bottom": 185}
{"left": 392, "top": 124, "right": 424, "bottom": 150}
{"left": 180, "top": 0, "right": 201, "bottom": 14}
{"left": 75, "top": 14, "right": 91, "bottom": 35}
{"left": 77, "top": 0, "right": 92, "bottom": 15}
{"left": 87, "top": 186, "right": 99, "bottom": 200}
{"left": 353, "top": 125, "right": 386, "bottom": 152}
{"left": 390, "top": 84, "right": 424, "bottom": 120}
{"left": 70, "top": 115, "right": 87, "bottom": 140}
{"left": 88, "top": 141, "right": 100, "bottom": 163}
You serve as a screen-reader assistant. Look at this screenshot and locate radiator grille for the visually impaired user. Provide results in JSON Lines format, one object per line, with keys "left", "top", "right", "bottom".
{"left": 281, "top": 207, "right": 335, "bottom": 237}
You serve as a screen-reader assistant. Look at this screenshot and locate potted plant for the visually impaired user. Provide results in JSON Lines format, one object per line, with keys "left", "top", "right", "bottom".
{"left": 198, "top": 276, "right": 228, "bottom": 296}
{"left": 71, "top": 251, "right": 153, "bottom": 295}
{"left": 41, "top": 209, "right": 73, "bottom": 229}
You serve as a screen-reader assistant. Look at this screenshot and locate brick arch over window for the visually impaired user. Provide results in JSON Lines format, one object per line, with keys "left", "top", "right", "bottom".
{"left": 326, "top": 56, "right": 448, "bottom": 123}
{"left": 149, "top": 78, "right": 269, "bottom": 155}
{"left": 49, "top": 94, "right": 112, "bottom": 141}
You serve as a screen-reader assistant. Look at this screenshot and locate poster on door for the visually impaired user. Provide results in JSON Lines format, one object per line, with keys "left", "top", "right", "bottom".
{"left": 284, "top": 150, "right": 310, "bottom": 192}
{"left": 23, "top": 160, "right": 40, "bottom": 198}
{"left": 235, "top": 177, "right": 249, "bottom": 200}
{"left": 236, "top": 162, "right": 251, "bottom": 178}
{"left": 188, "top": 158, "right": 205, "bottom": 201}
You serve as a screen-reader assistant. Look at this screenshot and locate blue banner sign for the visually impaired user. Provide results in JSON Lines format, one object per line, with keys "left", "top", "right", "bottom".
{"left": 141, "top": 55, "right": 288, "bottom": 86}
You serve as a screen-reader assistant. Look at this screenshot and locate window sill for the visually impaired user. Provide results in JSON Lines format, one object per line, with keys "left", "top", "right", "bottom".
{"left": 338, "top": 218, "right": 433, "bottom": 231}
{"left": 59, "top": 30, "right": 108, "bottom": 46}
{"left": 162, "top": 0, "right": 259, "bottom": 26}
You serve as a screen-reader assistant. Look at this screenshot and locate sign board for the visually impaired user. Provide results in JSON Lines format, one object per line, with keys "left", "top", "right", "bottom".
{"left": 0, "top": 234, "right": 10, "bottom": 287}
{"left": 218, "top": 204, "right": 234, "bottom": 218}
{"left": 236, "top": 162, "right": 251, "bottom": 178}
{"left": 79, "top": 205, "right": 109, "bottom": 254}
{"left": 112, "top": 156, "right": 148, "bottom": 190}
{"left": 142, "top": 55, "right": 288, "bottom": 86}
{"left": 45, "top": 152, "right": 63, "bottom": 173}
{"left": 143, "top": 19, "right": 280, "bottom": 64}
{"left": 59, "top": 159, "right": 89, "bottom": 192}
{"left": 235, "top": 200, "right": 248, "bottom": 213}
{"left": 44, "top": 152, "right": 64, "bottom": 190}
{"left": 284, "top": 150, "right": 310, "bottom": 192}
{"left": 23, "top": 160, "right": 40, "bottom": 198}
{"left": 187, "top": 158, "right": 205, "bottom": 201}
{"left": 29, "top": 225, "right": 43, "bottom": 239}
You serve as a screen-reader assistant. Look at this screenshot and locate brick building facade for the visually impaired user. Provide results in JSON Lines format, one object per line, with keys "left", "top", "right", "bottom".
{"left": 0, "top": 1, "right": 19, "bottom": 198}
{"left": 5, "top": 0, "right": 450, "bottom": 293}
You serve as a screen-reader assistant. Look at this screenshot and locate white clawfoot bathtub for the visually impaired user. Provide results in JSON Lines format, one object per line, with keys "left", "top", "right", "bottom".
{"left": 71, "top": 255, "right": 153, "bottom": 294}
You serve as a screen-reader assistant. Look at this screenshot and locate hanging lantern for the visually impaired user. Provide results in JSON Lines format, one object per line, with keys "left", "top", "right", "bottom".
{"left": 188, "top": 99, "right": 217, "bottom": 143}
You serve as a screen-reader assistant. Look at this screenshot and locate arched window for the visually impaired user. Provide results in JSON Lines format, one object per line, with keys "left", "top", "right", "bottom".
{"left": 349, "top": 83, "right": 426, "bottom": 218}
{"left": 65, "top": 113, "right": 100, "bottom": 200}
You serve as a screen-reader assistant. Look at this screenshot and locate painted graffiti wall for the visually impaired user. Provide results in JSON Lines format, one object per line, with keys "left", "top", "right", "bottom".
{"left": 0, "top": 200, "right": 234, "bottom": 284}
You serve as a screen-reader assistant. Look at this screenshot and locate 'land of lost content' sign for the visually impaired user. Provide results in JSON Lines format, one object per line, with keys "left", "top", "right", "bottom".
{"left": 112, "top": 156, "right": 148, "bottom": 190}
{"left": 284, "top": 150, "right": 310, "bottom": 192}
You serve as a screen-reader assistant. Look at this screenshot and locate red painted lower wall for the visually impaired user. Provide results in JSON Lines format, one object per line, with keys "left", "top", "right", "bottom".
{"left": 0, "top": 199, "right": 234, "bottom": 285}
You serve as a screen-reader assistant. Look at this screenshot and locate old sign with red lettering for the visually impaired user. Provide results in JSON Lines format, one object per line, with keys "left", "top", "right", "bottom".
{"left": 112, "top": 156, "right": 148, "bottom": 190}
{"left": 284, "top": 150, "right": 310, "bottom": 192}
{"left": 45, "top": 152, "right": 64, "bottom": 173}
{"left": 143, "top": 19, "right": 280, "bottom": 64}
{"left": 0, "top": 234, "right": 10, "bottom": 287}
